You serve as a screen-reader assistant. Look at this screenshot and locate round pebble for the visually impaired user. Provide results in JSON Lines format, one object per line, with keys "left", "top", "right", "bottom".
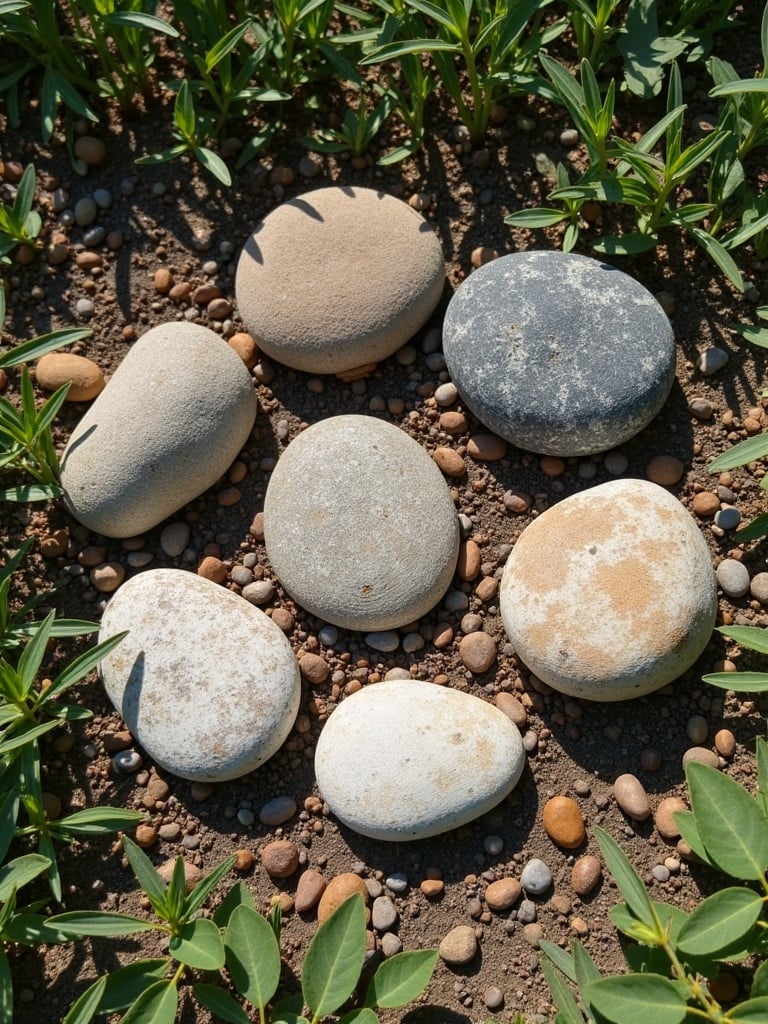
{"left": 236, "top": 186, "right": 444, "bottom": 373}
{"left": 655, "top": 796, "right": 686, "bottom": 840}
{"left": 386, "top": 873, "right": 408, "bottom": 894}
{"left": 750, "top": 573, "right": 768, "bottom": 603}
{"left": 36, "top": 353, "right": 105, "bottom": 401}
{"left": 260, "top": 796, "right": 297, "bottom": 826}
{"left": 613, "top": 774, "right": 651, "bottom": 821}
{"left": 652, "top": 864, "right": 670, "bottom": 883}
{"left": 714, "top": 729, "right": 736, "bottom": 757}
{"left": 443, "top": 251, "right": 675, "bottom": 456}
{"left": 692, "top": 491, "right": 720, "bottom": 517}
{"left": 439, "top": 925, "right": 477, "bottom": 966}
{"left": 716, "top": 558, "right": 750, "bottom": 598}
{"left": 372, "top": 896, "right": 398, "bottom": 932}
{"left": 500, "top": 479, "right": 717, "bottom": 700}
{"left": 697, "top": 347, "right": 729, "bottom": 375}
{"left": 298, "top": 653, "right": 329, "bottom": 685}
{"left": 714, "top": 507, "right": 741, "bottom": 531}
{"left": 365, "top": 631, "right": 400, "bottom": 653}
{"left": 435, "top": 382, "right": 458, "bottom": 406}
{"left": 74, "top": 197, "right": 98, "bottom": 226}
{"left": 264, "top": 416, "right": 459, "bottom": 631}
{"left": 467, "top": 433, "right": 507, "bottom": 461}
{"left": 459, "top": 631, "right": 497, "bottom": 673}
{"left": 646, "top": 455, "right": 684, "bottom": 486}
{"left": 494, "top": 692, "right": 527, "bottom": 729}
{"left": 262, "top": 839, "right": 299, "bottom": 878}
{"left": 571, "top": 855, "right": 602, "bottom": 896}
{"left": 112, "top": 749, "right": 142, "bottom": 773}
{"left": 682, "top": 747, "right": 720, "bottom": 769}
{"left": 520, "top": 858, "right": 552, "bottom": 896}
{"left": 542, "top": 796, "right": 585, "bottom": 849}
{"left": 485, "top": 878, "right": 522, "bottom": 911}
{"left": 686, "top": 714, "right": 708, "bottom": 744}
{"left": 318, "top": 873, "right": 369, "bottom": 924}
{"left": 295, "top": 869, "right": 326, "bottom": 913}
{"left": 73, "top": 136, "right": 106, "bottom": 166}
{"left": 242, "top": 580, "right": 275, "bottom": 605}
{"left": 432, "top": 447, "right": 467, "bottom": 477}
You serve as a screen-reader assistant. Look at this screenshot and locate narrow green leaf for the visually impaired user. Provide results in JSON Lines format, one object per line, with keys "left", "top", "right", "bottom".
{"left": 0, "top": 854, "right": 50, "bottom": 902}
{"left": 1, "top": 913, "right": 72, "bottom": 945}
{"left": 0, "top": 484, "right": 62, "bottom": 502}
{"left": 677, "top": 888, "right": 763, "bottom": 956}
{"left": 43, "top": 630, "right": 127, "bottom": 705}
{"left": 363, "top": 949, "right": 437, "bottom": 1008}
{"left": 573, "top": 939, "right": 601, "bottom": 1002}
{"left": 593, "top": 234, "right": 658, "bottom": 255}
{"left": 50, "top": 807, "right": 143, "bottom": 836}
{"left": 123, "top": 836, "right": 168, "bottom": 910}
{"left": 169, "top": 917, "right": 224, "bottom": 970}
{"left": 541, "top": 957, "right": 582, "bottom": 1024}
{"left": 225, "top": 904, "right": 281, "bottom": 1009}
{"left": 505, "top": 208, "right": 567, "bottom": 228}
{"left": 0, "top": 718, "right": 58, "bottom": 754}
{"left": 37, "top": 831, "right": 60, "bottom": 901}
{"left": 702, "top": 672, "right": 768, "bottom": 692}
{"left": 174, "top": 80, "right": 196, "bottom": 139}
{"left": 184, "top": 855, "right": 235, "bottom": 919}
{"left": 686, "top": 761, "right": 768, "bottom": 879}
{"left": 193, "top": 147, "right": 232, "bottom": 186}
{"left": 716, "top": 625, "right": 768, "bottom": 655}
{"left": 104, "top": 11, "right": 179, "bottom": 37}
{"left": 757, "top": 737, "right": 768, "bottom": 816}
{"left": 360, "top": 37, "right": 459, "bottom": 65}
{"left": 539, "top": 939, "right": 577, "bottom": 983}
{"left": 729, "top": 997, "right": 768, "bottom": 1021}
{"left": 98, "top": 959, "right": 170, "bottom": 1012}
{"left": 709, "top": 433, "right": 768, "bottom": 471}
{"left": 689, "top": 226, "right": 744, "bottom": 292}
{"left": 193, "top": 983, "right": 250, "bottom": 1024}
{"left": 47, "top": 911, "right": 156, "bottom": 937}
{"left": 595, "top": 827, "right": 656, "bottom": 929}
{"left": 303, "top": 894, "right": 366, "bottom": 1018}
{"left": 588, "top": 974, "right": 688, "bottom": 1024}
{"left": 135, "top": 145, "right": 189, "bottom": 166}
{"left": 733, "top": 513, "right": 768, "bottom": 542}
{"left": 205, "top": 21, "right": 250, "bottom": 71}
{"left": 17, "top": 609, "right": 54, "bottom": 692}
{"left": 63, "top": 976, "right": 107, "bottom": 1024}
{"left": 711, "top": 80, "right": 768, "bottom": 96}
{"left": 0, "top": 786, "right": 20, "bottom": 864}
{"left": 0, "top": 949, "right": 10, "bottom": 1023}
{"left": 120, "top": 979, "right": 178, "bottom": 1024}
{"left": 13, "top": 164, "right": 35, "bottom": 221}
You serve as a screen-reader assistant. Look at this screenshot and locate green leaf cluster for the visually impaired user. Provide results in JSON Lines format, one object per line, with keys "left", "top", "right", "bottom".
{"left": 541, "top": 742, "right": 768, "bottom": 1024}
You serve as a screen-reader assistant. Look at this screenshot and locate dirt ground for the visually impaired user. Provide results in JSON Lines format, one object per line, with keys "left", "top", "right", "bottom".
{"left": 2, "top": 3, "right": 768, "bottom": 1022}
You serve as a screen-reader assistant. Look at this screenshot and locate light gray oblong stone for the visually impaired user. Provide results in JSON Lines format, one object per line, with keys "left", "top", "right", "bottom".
{"left": 500, "top": 479, "right": 717, "bottom": 701}
{"left": 61, "top": 322, "right": 257, "bottom": 538}
{"left": 264, "top": 415, "right": 460, "bottom": 631}
{"left": 235, "top": 186, "right": 445, "bottom": 374}
{"left": 443, "top": 250, "right": 675, "bottom": 456}
{"left": 99, "top": 569, "right": 300, "bottom": 781}
{"left": 315, "top": 680, "right": 526, "bottom": 840}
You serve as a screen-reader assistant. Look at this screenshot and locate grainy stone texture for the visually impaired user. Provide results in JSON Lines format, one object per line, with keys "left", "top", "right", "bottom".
{"left": 314, "top": 680, "right": 525, "bottom": 840}
{"left": 500, "top": 479, "right": 717, "bottom": 700}
{"left": 235, "top": 186, "right": 445, "bottom": 373}
{"left": 98, "top": 569, "right": 300, "bottom": 781}
{"left": 443, "top": 251, "right": 675, "bottom": 456}
{"left": 264, "top": 416, "right": 459, "bottom": 631}
{"left": 61, "top": 323, "right": 257, "bottom": 537}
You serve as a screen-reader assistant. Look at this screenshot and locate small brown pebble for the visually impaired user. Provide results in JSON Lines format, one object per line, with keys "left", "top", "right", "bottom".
{"left": 686, "top": 714, "right": 708, "bottom": 744}
{"left": 317, "top": 873, "right": 369, "bottom": 923}
{"left": 157, "top": 860, "right": 202, "bottom": 891}
{"left": 494, "top": 692, "right": 526, "bottom": 729}
{"left": 483, "top": 986, "right": 504, "bottom": 1011}
{"left": 475, "top": 576, "right": 498, "bottom": 602}
{"left": 655, "top": 796, "right": 686, "bottom": 840}
{"left": 571, "top": 855, "right": 601, "bottom": 896}
{"left": 457, "top": 540, "right": 481, "bottom": 581}
{"left": 550, "top": 893, "right": 572, "bottom": 915}
{"left": 262, "top": 840, "right": 299, "bottom": 878}
{"left": 433, "top": 447, "right": 466, "bottom": 477}
{"left": 540, "top": 455, "right": 565, "bottom": 477}
{"left": 439, "top": 924, "right": 477, "bottom": 966}
{"left": 692, "top": 492, "right": 720, "bottom": 517}
{"left": 154, "top": 267, "right": 174, "bottom": 293}
{"left": 485, "top": 878, "right": 521, "bottom": 911}
{"left": 134, "top": 824, "right": 157, "bottom": 849}
{"left": 40, "top": 529, "right": 69, "bottom": 558}
{"left": 89, "top": 562, "right": 125, "bottom": 593}
{"left": 467, "top": 433, "right": 507, "bottom": 461}
{"left": 471, "top": 246, "right": 499, "bottom": 268}
{"left": 192, "top": 283, "right": 222, "bottom": 305}
{"left": 207, "top": 297, "right": 232, "bottom": 320}
{"left": 250, "top": 512, "right": 265, "bottom": 541}
{"left": 299, "top": 653, "right": 329, "bottom": 685}
{"left": 36, "top": 353, "right": 105, "bottom": 402}
{"left": 190, "top": 782, "right": 214, "bottom": 801}
{"left": 459, "top": 632, "right": 496, "bottom": 673}
{"left": 571, "top": 917, "right": 589, "bottom": 937}
{"left": 217, "top": 487, "right": 241, "bottom": 507}
{"left": 542, "top": 796, "right": 585, "bottom": 849}
{"left": 336, "top": 362, "right": 377, "bottom": 382}
{"left": 646, "top": 455, "right": 684, "bottom": 486}
{"left": 234, "top": 849, "right": 255, "bottom": 872}
{"left": 106, "top": 231, "right": 124, "bottom": 250}
{"left": 640, "top": 747, "right": 662, "bottom": 771}
{"left": 53, "top": 733, "right": 75, "bottom": 753}
{"left": 0, "top": 368, "right": 7, "bottom": 391}
{"left": 714, "top": 728, "right": 736, "bottom": 757}
{"left": 103, "top": 730, "right": 133, "bottom": 753}
{"left": 522, "top": 923, "right": 543, "bottom": 946}
{"left": 682, "top": 747, "right": 720, "bottom": 770}
{"left": 432, "top": 622, "right": 454, "bottom": 648}
{"left": 269, "top": 166, "right": 295, "bottom": 187}
{"left": 198, "top": 556, "right": 227, "bottom": 584}
{"left": 41, "top": 792, "right": 62, "bottom": 820}
{"left": 295, "top": 869, "right": 326, "bottom": 913}
{"left": 75, "top": 251, "right": 103, "bottom": 271}
{"left": 440, "top": 411, "right": 469, "bottom": 434}
{"left": 73, "top": 136, "right": 107, "bottom": 166}
{"left": 504, "top": 490, "right": 531, "bottom": 513}
{"left": 228, "top": 332, "right": 258, "bottom": 369}
{"left": 709, "top": 971, "right": 739, "bottom": 1003}
{"left": 613, "top": 773, "right": 651, "bottom": 821}
{"left": 168, "top": 282, "right": 193, "bottom": 303}
{"left": 146, "top": 775, "right": 170, "bottom": 803}
{"left": 420, "top": 879, "right": 445, "bottom": 898}
{"left": 271, "top": 608, "right": 295, "bottom": 633}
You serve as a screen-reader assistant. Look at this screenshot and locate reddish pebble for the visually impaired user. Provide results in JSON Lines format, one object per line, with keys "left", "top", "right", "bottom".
{"left": 475, "top": 576, "right": 498, "bottom": 602}
{"left": 40, "top": 529, "right": 69, "bottom": 558}
{"left": 217, "top": 487, "right": 241, "bottom": 507}
{"left": 295, "top": 869, "right": 326, "bottom": 912}
{"left": 420, "top": 879, "right": 445, "bottom": 898}
{"left": 198, "top": 556, "right": 227, "bottom": 583}
{"left": 646, "top": 455, "right": 684, "bottom": 485}
{"left": 154, "top": 267, "right": 174, "bottom": 293}
{"left": 261, "top": 840, "right": 299, "bottom": 878}
{"left": 134, "top": 824, "right": 157, "bottom": 849}
{"left": 714, "top": 729, "right": 736, "bottom": 757}
{"left": 208, "top": 297, "right": 232, "bottom": 319}
{"left": 494, "top": 692, "right": 526, "bottom": 729}
{"left": 440, "top": 411, "right": 469, "bottom": 434}
{"left": 317, "top": 873, "right": 368, "bottom": 923}
{"left": 459, "top": 632, "right": 496, "bottom": 673}
{"left": 571, "top": 855, "right": 601, "bottom": 896}
{"left": 433, "top": 447, "right": 466, "bottom": 477}
{"left": 432, "top": 623, "right": 454, "bottom": 648}
{"left": 299, "top": 653, "right": 329, "bottom": 684}
{"left": 655, "top": 796, "right": 686, "bottom": 840}
{"left": 89, "top": 562, "right": 125, "bottom": 593}
{"left": 692, "top": 492, "right": 720, "bottom": 517}
{"left": 540, "top": 455, "right": 565, "bottom": 477}
{"left": 467, "top": 433, "right": 507, "bottom": 461}
{"left": 542, "top": 796, "right": 586, "bottom": 849}
{"left": 73, "top": 136, "right": 106, "bottom": 166}
{"left": 228, "top": 332, "right": 258, "bottom": 369}
{"left": 485, "top": 877, "right": 521, "bottom": 911}
{"left": 157, "top": 860, "right": 202, "bottom": 891}
{"left": 457, "top": 540, "right": 481, "bottom": 581}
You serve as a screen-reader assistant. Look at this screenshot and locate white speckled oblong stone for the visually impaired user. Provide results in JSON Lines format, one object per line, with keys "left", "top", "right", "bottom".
{"left": 500, "top": 479, "right": 717, "bottom": 701}
{"left": 443, "top": 251, "right": 675, "bottom": 456}
{"left": 61, "top": 323, "right": 257, "bottom": 538}
{"left": 315, "top": 681, "right": 525, "bottom": 840}
{"left": 99, "top": 569, "right": 300, "bottom": 781}
{"left": 264, "top": 415, "right": 459, "bottom": 631}
{"left": 235, "top": 187, "right": 445, "bottom": 374}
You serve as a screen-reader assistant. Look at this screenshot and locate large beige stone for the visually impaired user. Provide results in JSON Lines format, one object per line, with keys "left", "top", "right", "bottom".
{"left": 235, "top": 186, "right": 445, "bottom": 374}
{"left": 500, "top": 479, "right": 717, "bottom": 700}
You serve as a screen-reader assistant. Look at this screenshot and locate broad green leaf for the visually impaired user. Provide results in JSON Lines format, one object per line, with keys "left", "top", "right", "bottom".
{"left": 737, "top": 326, "right": 768, "bottom": 348}
{"left": 541, "top": 957, "right": 582, "bottom": 1024}
{"left": 47, "top": 911, "right": 156, "bottom": 937}
{"left": 716, "top": 625, "right": 768, "bottom": 655}
{"left": 121, "top": 979, "right": 178, "bottom": 1024}
{"left": 93, "top": 959, "right": 169, "bottom": 1012}
{"left": 689, "top": 226, "right": 745, "bottom": 292}
{"left": 338, "top": 1010, "right": 378, "bottom": 1024}
{"left": 702, "top": 672, "right": 768, "bottom": 693}
{"left": 709, "top": 433, "right": 768, "bottom": 472}
{"left": 505, "top": 208, "right": 567, "bottom": 227}
{"left": 193, "top": 147, "right": 232, "bottom": 186}
{"left": 758, "top": 737, "right": 768, "bottom": 816}
{"left": 677, "top": 888, "right": 763, "bottom": 956}
{"left": 363, "top": 949, "right": 437, "bottom": 1008}
{"left": 302, "top": 894, "right": 366, "bottom": 1018}
{"left": 593, "top": 233, "right": 658, "bottom": 255}
{"left": 751, "top": 960, "right": 768, "bottom": 997}
{"left": 3, "top": 913, "right": 71, "bottom": 945}
{"left": 184, "top": 855, "right": 235, "bottom": 919}
{"left": 104, "top": 11, "right": 179, "bottom": 37}
{"left": 672, "top": 810, "right": 716, "bottom": 866}
{"left": 213, "top": 880, "right": 254, "bottom": 929}
{"left": 588, "top": 974, "right": 688, "bottom": 1024}
{"left": 63, "top": 976, "right": 107, "bottom": 1024}
{"left": 686, "top": 761, "right": 768, "bottom": 879}
{"left": 0, "top": 853, "right": 50, "bottom": 902}
{"left": 733, "top": 513, "right": 768, "bottom": 542}
{"left": 50, "top": 807, "right": 143, "bottom": 837}
{"left": 225, "top": 904, "right": 281, "bottom": 1009}
{"left": 193, "top": 983, "right": 250, "bottom": 1024}
{"left": 729, "top": 997, "right": 768, "bottom": 1020}
{"left": 169, "top": 917, "right": 224, "bottom": 970}
{"left": 595, "top": 828, "right": 656, "bottom": 929}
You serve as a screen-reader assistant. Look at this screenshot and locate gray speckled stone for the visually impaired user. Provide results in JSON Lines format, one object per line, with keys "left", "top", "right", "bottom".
{"left": 443, "top": 251, "right": 675, "bottom": 456}
{"left": 235, "top": 186, "right": 445, "bottom": 374}
{"left": 500, "top": 479, "right": 717, "bottom": 701}
{"left": 98, "top": 570, "right": 300, "bottom": 781}
{"left": 314, "top": 680, "right": 525, "bottom": 840}
{"left": 61, "top": 323, "right": 257, "bottom": 537}
{"left": 264, "top": 415, "right": 459, "bottom": 631}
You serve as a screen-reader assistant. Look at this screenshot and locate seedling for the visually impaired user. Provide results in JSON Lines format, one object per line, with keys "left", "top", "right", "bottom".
{"left": 0, "top": 165, "right": 41, "bottom": 264}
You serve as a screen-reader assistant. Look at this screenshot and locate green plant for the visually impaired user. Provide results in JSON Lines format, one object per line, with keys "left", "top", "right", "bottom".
{"left": 0, "top": 164, "right": 41, "bottom": 264}
{"left": 56, "top": 847, "right": 438, "bottom": 1023}
{"left": 254, "top": 0, "right": 343, "bottom": 92}
{"left": 542, "top": 749, "right": 768, "bottom": 1023}
{"left": 360, "top": 0, "right": 565, "bottom": 145}
{"left": 300, "top": 85, "right": 394, "bottom": 157}
{"left": 562, "top": 0, "right": 623, "bottom": 69}
{"left": 703, "top": 624, "right": 768, "bottom": 692}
